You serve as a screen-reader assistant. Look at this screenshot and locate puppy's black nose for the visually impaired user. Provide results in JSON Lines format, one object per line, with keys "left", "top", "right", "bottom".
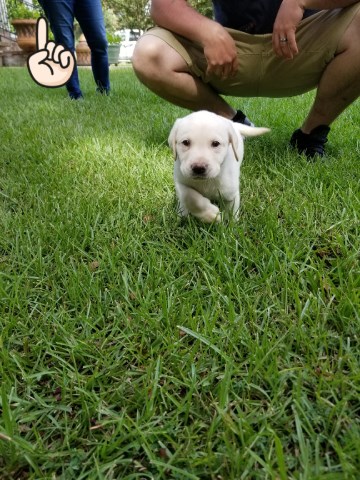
{"left": 192, "top": 164, "right": 207, "bottom": 175}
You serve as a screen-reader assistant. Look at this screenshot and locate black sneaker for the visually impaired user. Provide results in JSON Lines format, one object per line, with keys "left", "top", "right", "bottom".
{"left": 290, "top": 125, "right": 330, "bottom": 159}
{"left": 232, "top": 109, "right": 255, "bottom": 127}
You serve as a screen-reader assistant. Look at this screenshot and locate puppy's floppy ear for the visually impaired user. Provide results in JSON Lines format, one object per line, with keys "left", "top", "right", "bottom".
{"left": 227, "top": 120, "right": 240, "bottom": 162}
{"left": 168, "top": 119, "right": 181, "bottom": 161}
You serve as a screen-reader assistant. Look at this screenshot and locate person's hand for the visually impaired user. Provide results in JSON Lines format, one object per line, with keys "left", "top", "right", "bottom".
{"left": 27, "top": 17, "right": 76, "bottom": 88}
{"left": 272, "top": 0, "right": 304, "bottom": 59}
{"left": 203, "top": 23, "right": 239, "bottom": 80}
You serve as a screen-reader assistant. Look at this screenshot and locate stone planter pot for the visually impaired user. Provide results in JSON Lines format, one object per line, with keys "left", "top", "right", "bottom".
{"left": 107, "top": 44, "right": 120, "bottom": 65}
{"left": 11, "top": 19, "right": 37, "bottom": 53}
{"left": 76, "top": 34, "right": 91, "bottom": 66}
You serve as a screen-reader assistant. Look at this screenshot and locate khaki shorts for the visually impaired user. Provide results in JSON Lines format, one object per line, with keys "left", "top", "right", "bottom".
{"left": 141, "top": 4, "right": 360, "bottom": 97}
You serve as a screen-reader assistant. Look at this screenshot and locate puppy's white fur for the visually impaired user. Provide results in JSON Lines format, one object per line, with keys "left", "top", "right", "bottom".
{"left": 169, "top": 110, "right": 269, "bottom": 223}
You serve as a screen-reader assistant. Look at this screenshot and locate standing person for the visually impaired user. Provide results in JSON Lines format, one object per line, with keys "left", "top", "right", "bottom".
{"left": 132, "top": 0, "right": 360, "bottom": 158}
{"left": 38, "top": 0, "right": 110, "bottom": 99}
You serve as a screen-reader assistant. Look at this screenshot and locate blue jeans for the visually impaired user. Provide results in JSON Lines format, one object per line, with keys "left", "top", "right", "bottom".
{"left": 38, "top": 0, "right": 110, "bottom": 98}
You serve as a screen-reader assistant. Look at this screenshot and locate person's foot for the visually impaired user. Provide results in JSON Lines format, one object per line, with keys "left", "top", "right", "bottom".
{"left": 290, "top": 125, "right": 330, "bottom": 159}
{"left": 232, "top": 109, "right": 255, "bottom": 127}
{"left": 69, "top": 93, "right": 84, "bottom": 100}
{"left": 96, "top": 87, "right": 110, "bottom": 95}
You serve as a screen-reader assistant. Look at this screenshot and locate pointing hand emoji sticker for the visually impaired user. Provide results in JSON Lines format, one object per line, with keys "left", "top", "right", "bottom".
{"left": 27, "top": 17, "right": 76, "bottom": 88}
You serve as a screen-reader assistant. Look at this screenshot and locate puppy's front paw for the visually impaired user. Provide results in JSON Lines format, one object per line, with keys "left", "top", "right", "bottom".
{"left": 197, "top": 205, "right": 221, "bottom": 223}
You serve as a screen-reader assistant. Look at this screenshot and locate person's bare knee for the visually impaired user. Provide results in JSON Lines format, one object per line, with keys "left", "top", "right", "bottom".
{"left": 133, "top": 36, "right": 188, "bottom": 82}
{"left": 132, "top": 33, "right": 234, "bottom": 115}
{"left": 133, "top": 36, "right": 160, "bottom": 79}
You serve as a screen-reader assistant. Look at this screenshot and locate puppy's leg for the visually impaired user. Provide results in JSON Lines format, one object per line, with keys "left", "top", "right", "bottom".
{"left": 223, "top": 192, "right": 240, "bottom": 221}
{"left": 177, "top": 184, "right": 221, "bottom": 223}
{"left": 175, "top": 184, "right": 189, "bottom": 217}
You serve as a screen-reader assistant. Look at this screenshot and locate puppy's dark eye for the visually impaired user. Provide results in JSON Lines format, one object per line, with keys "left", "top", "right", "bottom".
{"left": 181, "top": 139, "right": 191, "bottom": 147}
{"left": 211, "top": 141, "right": 220, "bottom": 148}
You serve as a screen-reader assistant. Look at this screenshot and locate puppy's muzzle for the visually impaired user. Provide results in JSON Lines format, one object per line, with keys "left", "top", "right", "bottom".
{"left": 191, "top": 163, "right": 207, "bottom": 177}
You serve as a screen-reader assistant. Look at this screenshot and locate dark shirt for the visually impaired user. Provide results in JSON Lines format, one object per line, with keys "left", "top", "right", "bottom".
{"left": 212, "top": 0, "right": 318, "bottom": 34}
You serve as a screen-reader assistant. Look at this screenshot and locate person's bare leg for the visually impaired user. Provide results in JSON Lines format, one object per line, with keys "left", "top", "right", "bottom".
{"left": 301, "top": 9, "right": 360, "bottom": 133}
{"left": 132, "top": 35, "right": 237, "bottom": 119}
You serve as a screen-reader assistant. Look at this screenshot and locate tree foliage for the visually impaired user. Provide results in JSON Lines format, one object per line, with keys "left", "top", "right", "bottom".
{"left": 102, "top": 0, "right": 213, "bottom": 31}
{"left": 103, "top": 0, "right": 153, "bottom": 31}
{"left": 188, "top": 0, "right": 213, "bottom": 19}
{"left": 5, "top": 0, "right": 43, "bottom": 20}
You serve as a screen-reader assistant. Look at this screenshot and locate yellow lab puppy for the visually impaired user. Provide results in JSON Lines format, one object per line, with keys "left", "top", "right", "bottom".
{"left": 169, "top": 110, "right": 269, "bottom": 223}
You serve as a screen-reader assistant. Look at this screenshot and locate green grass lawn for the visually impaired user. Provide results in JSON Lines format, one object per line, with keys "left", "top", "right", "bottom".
{"left": 0, "top": 66, "right": 359, "bottom": 479}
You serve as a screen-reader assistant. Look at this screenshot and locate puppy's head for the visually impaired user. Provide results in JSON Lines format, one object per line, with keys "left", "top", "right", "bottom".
{"left": 168, "top": 111, "right": 243, "bottom": 180}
